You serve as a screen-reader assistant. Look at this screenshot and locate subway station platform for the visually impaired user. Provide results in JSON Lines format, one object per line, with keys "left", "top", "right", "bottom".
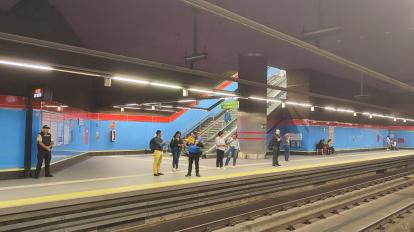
{"left": 0, "top": 150, "right": 413, "bottom": 211}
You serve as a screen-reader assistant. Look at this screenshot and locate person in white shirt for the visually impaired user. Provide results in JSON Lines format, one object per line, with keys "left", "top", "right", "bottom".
{"left": 225, "top": 133, "right": 240, "bottom": 168}
{"left": 215, "top": 131, "right": 227, "bottom": 169}
{"left": 386, "top": 136, "right": 391, "bottom": 150}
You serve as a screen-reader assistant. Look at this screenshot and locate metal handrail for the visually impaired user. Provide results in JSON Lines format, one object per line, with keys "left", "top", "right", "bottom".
{"left": 203, "top": 119, "right": 238, "bottom": 154}
{"left": 181, "top": 108, "right": 224, "bottom": 137}
{"left": 198, "top": 110, "right": 235, "bottom": 136}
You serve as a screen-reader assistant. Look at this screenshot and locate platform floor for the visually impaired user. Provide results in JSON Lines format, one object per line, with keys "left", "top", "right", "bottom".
{"left": 0, "top": 150, "right": 413, "bottom": 209}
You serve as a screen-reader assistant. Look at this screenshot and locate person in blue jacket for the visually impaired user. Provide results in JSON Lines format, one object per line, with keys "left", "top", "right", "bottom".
{"left": 186, "top": 132, "right": 204, "bottom": 177}
{"left": 224, "top": 110, "right": 232, "bottom": 124}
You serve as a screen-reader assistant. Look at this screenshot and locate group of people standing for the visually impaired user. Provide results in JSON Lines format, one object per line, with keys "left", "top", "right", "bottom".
{"left": 150, "top": 129, "right": 241, "bottom": 178}
{"left": 269, "top": 129, "right": 291, "bottom": 166}
{"left": 215, "top": 132, "right": 240, "bottom": 169}
{"left": 150, "top": 130, "right": 204, "bottom": 177}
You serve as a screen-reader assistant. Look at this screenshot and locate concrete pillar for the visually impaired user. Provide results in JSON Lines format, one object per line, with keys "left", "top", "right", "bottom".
{"left": 237, "top": 53, "right": 267, "bottom": 158}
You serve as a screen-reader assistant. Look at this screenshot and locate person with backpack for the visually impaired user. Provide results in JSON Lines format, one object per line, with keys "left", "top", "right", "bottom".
{"left": 186, "top": 132, "right": 204, "bottom": 177}
{"left": 170, "top": 131, "right": 184, "bottom": 171}
{"left": 150, "top": 130, "right": 165, "bottom": 176}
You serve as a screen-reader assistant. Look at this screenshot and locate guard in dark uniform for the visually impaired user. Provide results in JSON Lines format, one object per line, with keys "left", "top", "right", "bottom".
{"left": 34, "top": 125, "right": 54, "bottom": 178}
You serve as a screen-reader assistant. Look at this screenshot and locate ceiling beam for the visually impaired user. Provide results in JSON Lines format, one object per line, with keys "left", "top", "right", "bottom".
{"left": 180, "top": 0, "right": 414, "bottom": 93}
{"left": 0, "top": 31, "right": 407, "bottom": 113}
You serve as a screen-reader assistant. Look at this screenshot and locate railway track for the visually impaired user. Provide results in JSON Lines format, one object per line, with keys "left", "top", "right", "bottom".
{"left": 358, "top": 201, "right": 414, "bottom": 232}
{"left": 1, "top": 155, "right": 414, "bottom": 232}
{"left": 174, "top": 170, "right": 414, "bottom": 232}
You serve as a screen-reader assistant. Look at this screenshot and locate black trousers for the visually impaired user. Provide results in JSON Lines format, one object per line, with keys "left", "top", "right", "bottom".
{"left": 216, "top": 149, "right": 224, "bottom": 167}
{"left": 187, "top": 152, "right": 200, "bottom": 175}
{"left": 272, "top": 148, "right": 280, "bottom": 166}
{"left": 36, "top": 150, "right": 51, "bottom": 176}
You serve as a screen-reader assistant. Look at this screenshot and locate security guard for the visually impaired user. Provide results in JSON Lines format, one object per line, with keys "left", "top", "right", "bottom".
{"left": 34, "top": 125, "right": 54, "bottom": 178}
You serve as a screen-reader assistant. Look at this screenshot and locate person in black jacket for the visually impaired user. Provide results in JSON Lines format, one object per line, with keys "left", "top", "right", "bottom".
{"left": 34, "top": 125, "right": 54, "bottom": 178}
{"left": 170, "top": 131, "right": 184, "bottom": 171}
{"left": 271, "top": 129, "right": 282, "bottom": 166}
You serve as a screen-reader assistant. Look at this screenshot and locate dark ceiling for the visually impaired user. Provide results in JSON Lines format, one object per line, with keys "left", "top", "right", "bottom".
{"left": 0, "top": 0, "right": 413, "bottom": 113}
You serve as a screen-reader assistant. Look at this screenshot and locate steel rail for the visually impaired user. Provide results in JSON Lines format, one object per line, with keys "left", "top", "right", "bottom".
{"left": 358, "top": 201, "right": 414, "bottom": 232}
{"left": 0, "top": 155, "right": 413, "bottom": 231}
{"left": 175, "top": 170, "right": 414, "bottom": 232}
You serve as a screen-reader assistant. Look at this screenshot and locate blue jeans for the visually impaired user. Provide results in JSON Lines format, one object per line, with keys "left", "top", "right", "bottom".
{"left": 284, "top": 145, "right": 290, "bottom": 161}
{"left": 172, "top": 147, "right": 181, "bottom": 168}
{"left": 225, "top": 148, "right": 239, "bottom": 166}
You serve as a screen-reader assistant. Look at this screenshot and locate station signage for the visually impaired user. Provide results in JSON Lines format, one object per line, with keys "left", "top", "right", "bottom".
{"left": 33, "top": 87, "right": 53, "bottom": 101}
{"left": 220, "top": 101, "right": 239, "bottom": 109}
{"left": 33, "top": 88, "right": 44, "bottom": 99}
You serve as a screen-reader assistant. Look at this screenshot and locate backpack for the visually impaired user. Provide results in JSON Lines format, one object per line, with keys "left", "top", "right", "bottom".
{"left": 149, "top": 137, "right": 157, "bottom": 152}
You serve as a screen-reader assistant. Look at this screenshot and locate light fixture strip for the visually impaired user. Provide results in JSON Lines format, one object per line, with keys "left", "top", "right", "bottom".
{"left": 0, "top": 60, "right": 53, "bottom": 71}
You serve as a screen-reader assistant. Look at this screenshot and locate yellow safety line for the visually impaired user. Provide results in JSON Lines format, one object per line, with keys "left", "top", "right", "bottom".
{"left": 0, "top": 151, "right": 413, "bottom": 209}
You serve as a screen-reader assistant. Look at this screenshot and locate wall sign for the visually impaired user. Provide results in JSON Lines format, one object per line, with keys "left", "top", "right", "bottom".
{"left": 220, "top": 101, "right": 239, "bottom": 109}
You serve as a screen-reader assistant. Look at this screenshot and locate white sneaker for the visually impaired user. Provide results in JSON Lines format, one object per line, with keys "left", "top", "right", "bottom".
{"left": 216, "top": 167, "right": 220, "bottom": 170}
{"left": 175, "top": 168, "right": 179, "bottom": 171}
{"left": 232, "top": 166, "right": 236, "bottom": 169}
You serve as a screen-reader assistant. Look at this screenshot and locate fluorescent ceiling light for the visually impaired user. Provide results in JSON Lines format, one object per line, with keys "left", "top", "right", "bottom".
{"left": 44, "top": 105, "right": 68, "bottom": 108}
{"left": 286, "top": 101, "right": 311, "bottom": 107}
{"left": 189, "top": 88, "right": 236, "bottom": 97}
{"left": 310, "top": 106, "right": 315, "bottom": 112}
{"left": 53, "top": 68, "right": 102, "bottom": 77}
{"left": 0, "top": 60, "right": 53, "bottom": 71}
{"left": 324, "top": 107, "right": 337, "bottom": 111}
{"left": 150, "top": 82, "right": 182, "bottom": 89}
{"left": 249, "top": 96, "right": 267, "bottom": 101}
{"left": 125, "top": 106, "right": 142, "bottom": 110}
{"left": 113, "top": 106, "right": 142, "bottom": 110}
{"left": 249, "top": 96, "right": 281, "bottom": 103}
{"left": 372, "top": 113, "right": 385, "bottom": 118}
{"left": 112, "top": 76, "right": 149, "bottom": 85}
{"left": 177, "top": 99, "right": 196, "bottom": 103}
{"left": 337, "top": 108, "right": 355, "bottom": 113}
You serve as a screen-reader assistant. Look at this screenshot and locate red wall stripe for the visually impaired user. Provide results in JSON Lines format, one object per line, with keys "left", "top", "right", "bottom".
{"left": 239, "top": 138, "right": 266, "bottom": 141}
{"left": 238, "top": 131, "right": 266, "bottom": 134}
{"left": 282, "top": 119, "right": 414, "bottom": 131}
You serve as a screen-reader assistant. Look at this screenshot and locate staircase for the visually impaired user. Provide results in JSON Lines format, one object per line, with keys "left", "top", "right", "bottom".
{"left": 198, "top": 110, "right": 237, "bottom": 155}
{"left": 267, "top": 70, "right": 287, "bottom": 115}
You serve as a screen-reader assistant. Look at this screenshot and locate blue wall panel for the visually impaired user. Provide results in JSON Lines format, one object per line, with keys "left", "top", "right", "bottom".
{"left": 392, "top": 130, "right": 414, "bottom": 148}
{"left": 268, "top": 124, "right": 390, "bottom": 152}
{"left": 0, "top": 109, "right": 26, "bottom": 169}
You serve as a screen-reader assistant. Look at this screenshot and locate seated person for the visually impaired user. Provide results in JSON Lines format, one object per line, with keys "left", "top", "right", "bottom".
{"left": 391, "top": 140, "right": 398, "bottom": 150}
{"left": 316, "top": 139, "right": 324, "bottom": 155}
{"left": 327, "top": 139, "right": 335, "bottom": 154}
